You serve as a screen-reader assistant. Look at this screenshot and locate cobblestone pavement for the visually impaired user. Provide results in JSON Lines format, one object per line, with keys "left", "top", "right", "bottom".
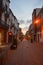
{"left": 3, "top": 39, "right": 43, "bottom": 65}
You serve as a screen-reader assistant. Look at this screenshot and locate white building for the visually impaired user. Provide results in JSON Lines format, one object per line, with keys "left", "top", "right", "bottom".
{"left": 7, "top": 9, "right": 19, "bottom": 35}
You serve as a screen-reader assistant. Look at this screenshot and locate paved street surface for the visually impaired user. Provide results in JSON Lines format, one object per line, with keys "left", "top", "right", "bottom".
{"left": 3, "top": 39, "right": 43, "bottom": 65}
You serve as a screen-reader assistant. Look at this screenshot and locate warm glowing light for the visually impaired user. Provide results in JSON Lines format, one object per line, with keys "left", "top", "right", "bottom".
{"left": 28, "top": 36, "right": 31, "bottom": 38}
{"left": 34, "top": 19, "right": 40, "bottom": 24}
{"left": 41, "top": 26, "right": 43, "bottom": 30}
{"left": 22, "top": 28, "right": 28, "bottom": 35}
{"left": 8, "top": 32, "right": 12, "bottom": 35}
{"left": 35, "top": 20, "right": 39, "bottom": 24}
{"left": 35, "top": 20, "right": 38, "bottom": 24}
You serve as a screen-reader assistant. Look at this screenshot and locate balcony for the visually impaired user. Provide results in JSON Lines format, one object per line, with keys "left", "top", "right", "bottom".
{"left": 5, "top": 11, "right": 9, "bottom": 19}
{"left": 0, "top": 20, "right": 9, "bottom": 30}
{"left": 0, "top": 0, "right": 5, "bottom": 12}
{"left": 0, "top": 0, "right": 2, "bottom": 7}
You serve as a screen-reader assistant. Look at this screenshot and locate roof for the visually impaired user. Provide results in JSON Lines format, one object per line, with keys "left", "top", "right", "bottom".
{"left": 9, "top": 8, "right": 17, "bottom": 20}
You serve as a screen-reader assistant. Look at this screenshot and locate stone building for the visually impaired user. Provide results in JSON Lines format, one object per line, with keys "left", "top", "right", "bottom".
{"left": 7, "top": 9, "right": 19, "bottom": 43}
{"left": 0, "top": 0, "right": 20, "bottom": 45}
{"left": 28, "top": 23, "right": 34, "bottom": 42}
{"left": 0, "top": 0, "right": 10, "bottom": 45}
{"left": 32, "top": 7, "right": 43, "bottom": 42}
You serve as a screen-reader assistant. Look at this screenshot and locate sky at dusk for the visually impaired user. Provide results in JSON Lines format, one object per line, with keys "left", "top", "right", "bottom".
{"left": 10, "top": 0, "right": 43, "bottom": 34}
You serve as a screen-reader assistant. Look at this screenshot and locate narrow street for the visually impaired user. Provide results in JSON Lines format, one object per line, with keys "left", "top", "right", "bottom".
{"left": 3, "top": 39, "right": 43, "bottom": 65}
{"left": 0, "top": 0, "right": 43, "bottom": 65}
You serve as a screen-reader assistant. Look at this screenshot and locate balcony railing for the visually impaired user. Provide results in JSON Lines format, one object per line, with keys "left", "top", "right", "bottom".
{"left": 0, "top": 0, "right": 2, "bottom": 7}
{"left": 0, "top": 20, "right": 9, "bottom": 30}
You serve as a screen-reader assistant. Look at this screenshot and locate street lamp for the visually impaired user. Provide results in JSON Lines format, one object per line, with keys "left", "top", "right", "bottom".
{"left": 34, "top": 19, "right": 41, "bottom": 42}
{"left": 34, "top": 19, "right": 40, "bottom": 24}
{"left": 34, "top": 19, "right": 39, "bottom": 42}
{"left": 34, "top": 19, "right": 41, "bottom": 34}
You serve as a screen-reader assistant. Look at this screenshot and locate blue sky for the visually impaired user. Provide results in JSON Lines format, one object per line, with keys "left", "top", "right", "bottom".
{"left": 10, "top": 0, "right": 43, "bottom": 34}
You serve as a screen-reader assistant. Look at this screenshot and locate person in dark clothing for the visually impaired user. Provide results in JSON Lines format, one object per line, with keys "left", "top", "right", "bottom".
{"left": 11, "top": 36, "right": 17, "bottom": 49}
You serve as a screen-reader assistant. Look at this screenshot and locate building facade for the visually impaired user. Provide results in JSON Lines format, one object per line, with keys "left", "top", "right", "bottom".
{"left": 7, "top": 9, "right": 19, "bottom": 43}
{"left": 0, "top": 0, "right": 20, "bottom": 45}
{"left": 28, "top": 23, "right": 34, "bottom": 42}
{"left": 0, "top": 0, "right": 10, "bottom": 45}
{"left": 32, "top": 7, "right": 43, "bottom": 42}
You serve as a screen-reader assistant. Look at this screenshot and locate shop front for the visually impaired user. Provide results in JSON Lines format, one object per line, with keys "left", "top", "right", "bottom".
{"left": 0, "top": 20, "right": 9, "bottom": 45}
{"left": 8, "top": 31, "right": 13, "bottom": 43}
{"left": 0, "top": 28, "right": 8, "bottom": 45}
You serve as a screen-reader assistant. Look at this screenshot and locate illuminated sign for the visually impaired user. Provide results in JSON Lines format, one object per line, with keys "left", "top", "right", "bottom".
{"left": 8, "top": 32, "right": 12, "bottom": 35}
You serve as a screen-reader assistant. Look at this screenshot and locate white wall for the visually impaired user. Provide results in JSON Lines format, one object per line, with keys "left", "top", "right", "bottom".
{"left": 36, "top": 8, "right": 41, "bottom": 16}
{"left": 7, "top": 9, "right": 19, "bottom": 35}
{"left": 9, "top": 12, "right": 19, "bottom": 29}
{"left": 3, "top": 0, "right": 6, "bottom": 7}
{"left": 14, "top": 19, "right": 19, "bottom": 30}
{"left": 1, "top": 12, "right": 5, "bottom": 22}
